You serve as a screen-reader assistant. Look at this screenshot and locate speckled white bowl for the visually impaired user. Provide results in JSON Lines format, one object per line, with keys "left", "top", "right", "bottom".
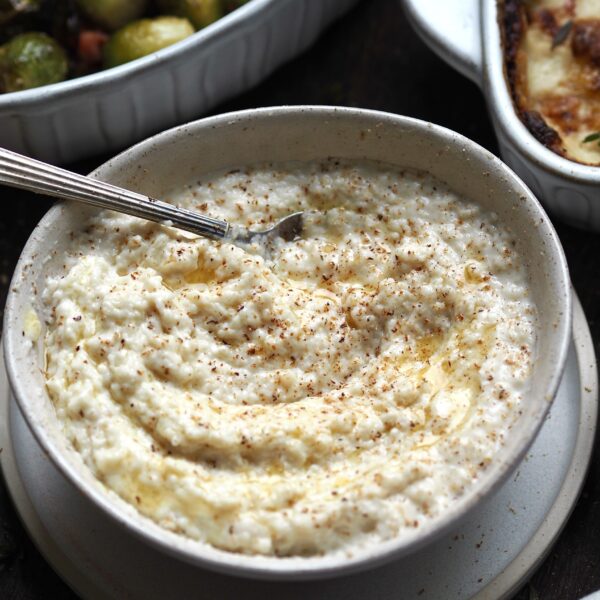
{"left": 0, "top": 0, "right": 357, "bottom": 164}
{"left": 3, "top": 106, "right": 571, "bottom": 580}
{"left": 403, "top": 0, "right": 600, "bottom": 231}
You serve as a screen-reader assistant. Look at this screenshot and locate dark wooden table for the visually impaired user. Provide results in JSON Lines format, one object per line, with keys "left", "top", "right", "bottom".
{"left": 0, "top": 1, "right": 599, "bottom": 598}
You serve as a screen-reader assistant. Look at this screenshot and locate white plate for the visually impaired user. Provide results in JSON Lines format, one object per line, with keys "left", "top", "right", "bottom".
{"left": 0, "top": 295, "right": 596, "bottom": 599}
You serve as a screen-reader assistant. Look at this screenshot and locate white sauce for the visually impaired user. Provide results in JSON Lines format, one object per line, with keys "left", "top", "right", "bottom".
{"left": 43, "top": 160, "right": 535, "bottom": 557}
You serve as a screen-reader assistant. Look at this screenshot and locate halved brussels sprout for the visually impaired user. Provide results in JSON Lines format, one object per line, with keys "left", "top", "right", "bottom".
{"left": 157, "top": 0, "right": 222, "bottom": 30}
{"left": 0, "top": 32, "right": 67, "bottom": 92}
{"left": 75, "top": 0, "right": 148, "bottom": 31}
{"left": 0, "top": 0, "right": 41, "bottom": 26}
{"left": 103, "top": 16, "right": 194, "bottom": 68}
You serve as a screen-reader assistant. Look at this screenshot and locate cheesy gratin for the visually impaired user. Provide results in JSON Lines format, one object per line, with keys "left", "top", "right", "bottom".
{"left": 43, "top": 160, "right": 536, "bottom": 557}
{"left": 501, "top": 0, "right": 600, "bottom": 165}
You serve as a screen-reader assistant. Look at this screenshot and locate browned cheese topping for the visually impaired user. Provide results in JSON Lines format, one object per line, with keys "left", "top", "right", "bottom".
{"left": 501, "top": 0, "right": 600, "bottom": 164}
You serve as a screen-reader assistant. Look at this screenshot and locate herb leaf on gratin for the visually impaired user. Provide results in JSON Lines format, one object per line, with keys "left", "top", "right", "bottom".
{"left": 552, "top": 20, "right": 572, "bottom": 49}
{"left": 583, "top": 132, "right": 600, "bottom": 146}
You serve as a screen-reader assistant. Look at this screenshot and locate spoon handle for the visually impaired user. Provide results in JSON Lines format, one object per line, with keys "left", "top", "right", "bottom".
{"left": 0, "top": 147, "right": 230, "bottom": 241}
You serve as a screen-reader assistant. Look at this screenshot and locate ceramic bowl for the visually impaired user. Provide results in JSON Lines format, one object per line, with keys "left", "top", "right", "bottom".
{"left": 403, "top": 0, "right": 600, "bottom": 231}
{"left": 3, "top": 106, "right": 571, "bottom": 580}
{"left": 0, "top": 0, "right": 357, "bottom": 164}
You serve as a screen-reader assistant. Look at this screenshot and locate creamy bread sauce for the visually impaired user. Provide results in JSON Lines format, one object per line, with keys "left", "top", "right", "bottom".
{"left": 43, "top": 160, "right": 535, "bottom": 557}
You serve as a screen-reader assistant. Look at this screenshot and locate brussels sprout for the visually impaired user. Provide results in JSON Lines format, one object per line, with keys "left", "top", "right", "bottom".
{"left": 75, "top": 0, "right": 148, "bottom": 31}
{"left": 103, "top": 16, "right": 194, "bottom": 68}
{"left": 0, "top": 32, "right": 67, "bottom": 92}
{"left": 0, "top": 0, "right": 41, "bottom": 26}
{"left": 0, "top": 0, "right": 40, "bottom": 15}
{"left": 157, "top": 0, "right": 222, "bottom": 30}
{"left": 0, "top": 0, "right": 39, "bottom": 8}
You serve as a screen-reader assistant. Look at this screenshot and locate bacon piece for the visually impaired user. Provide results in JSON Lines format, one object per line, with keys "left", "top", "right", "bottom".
{"left": 571, "top": 19, "right": 600, "bottom": 67}
{"left": 536, "top": 9, "right": 558, "bottom": 36}
{"left": 541, "top": 96, "right": 581, "bottom": 133}
{"left": 77, "top": 30, "right": 108, "bottom": 67}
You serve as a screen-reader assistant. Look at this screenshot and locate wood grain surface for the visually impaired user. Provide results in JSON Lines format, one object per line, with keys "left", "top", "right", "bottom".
{"left": 0, "top": 0, "right": 598, "bottom": 598}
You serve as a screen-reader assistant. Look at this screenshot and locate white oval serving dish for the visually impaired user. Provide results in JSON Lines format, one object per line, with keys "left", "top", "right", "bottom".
{"left": 0, "top": 0, "right": 357, "bottom": 164}
{"left": 3, "top": 106, "right": 571, "bottom": 580}
{"left": 403, "top": 0, "right": 600, "bottom": 231}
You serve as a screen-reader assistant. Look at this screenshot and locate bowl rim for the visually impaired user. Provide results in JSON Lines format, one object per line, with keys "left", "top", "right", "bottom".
{"left": 3, "top": 106, "right": 572, "bottom": 579}
{"left": 0, "top": 0, "right": 273, "bottom": 107}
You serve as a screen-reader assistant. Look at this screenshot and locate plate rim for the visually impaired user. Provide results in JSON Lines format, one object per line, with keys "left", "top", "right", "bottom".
{"left": 0, "top": 293, "right": 596, "bottom": 599}
{"left": 473, "top": 293, "right": 598, "bottom": 600}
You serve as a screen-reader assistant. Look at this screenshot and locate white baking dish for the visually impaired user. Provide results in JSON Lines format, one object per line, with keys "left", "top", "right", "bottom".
{"left": 0, "top": 0, "right": 358, "bottom": 164}
{"left": 403, "top": 0, "right": 600, "bottom": 230}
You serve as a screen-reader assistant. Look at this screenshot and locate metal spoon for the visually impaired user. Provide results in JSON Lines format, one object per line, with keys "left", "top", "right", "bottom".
{"left": 0, "top": 147, "right": 304, "bottom": 246}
